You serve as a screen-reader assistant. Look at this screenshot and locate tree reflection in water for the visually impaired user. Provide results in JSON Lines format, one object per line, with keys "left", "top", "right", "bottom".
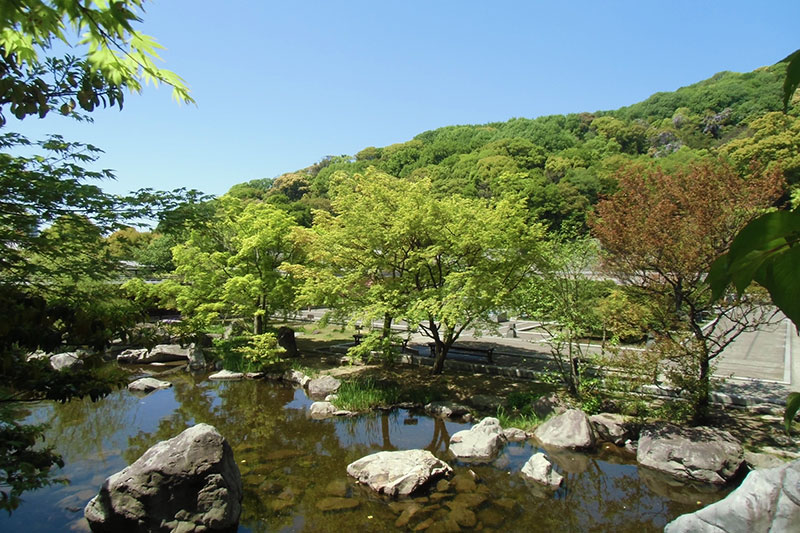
{"left": 3, "top": 376, "right": 720, "bottom": 533}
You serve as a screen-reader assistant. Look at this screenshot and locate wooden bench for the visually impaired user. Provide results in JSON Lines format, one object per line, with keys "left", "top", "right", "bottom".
{"left": 427, "top": 343, "right": 495, "bottom": 364}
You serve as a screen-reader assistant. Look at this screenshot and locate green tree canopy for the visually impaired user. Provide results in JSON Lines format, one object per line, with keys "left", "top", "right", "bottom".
{"left": 0, "top": 0, "right": 192, "bottom": 124}
{"left": 294, "top": 169, "right": 547, "bottom": 374}
{"left": 169, "top": 196, "right": 301, "bottom": 335}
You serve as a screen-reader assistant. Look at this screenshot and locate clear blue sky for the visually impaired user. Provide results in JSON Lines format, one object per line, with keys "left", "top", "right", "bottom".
{"left": 10, "top": 0, "right": 800, "bottom": 197}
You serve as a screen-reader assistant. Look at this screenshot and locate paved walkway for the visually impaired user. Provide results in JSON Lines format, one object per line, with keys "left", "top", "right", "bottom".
{"left": 406, "top": 315, "right": 800, "bottom": 407}
{"left": 295, "top": 308, "right": 800, "bottom": 406}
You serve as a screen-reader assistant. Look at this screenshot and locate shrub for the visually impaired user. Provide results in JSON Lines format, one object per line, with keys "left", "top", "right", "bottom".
{"left": 213, "top": 333, "right": 286, "bottom": 373}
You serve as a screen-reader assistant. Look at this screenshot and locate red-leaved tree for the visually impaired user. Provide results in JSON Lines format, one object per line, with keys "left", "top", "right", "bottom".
{"left": 591, "top": 158, "right": 784, "bottom": 423}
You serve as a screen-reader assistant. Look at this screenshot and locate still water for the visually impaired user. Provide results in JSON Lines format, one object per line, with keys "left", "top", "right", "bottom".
{"left": 3, "top": 373, "right": 730, "bottom": 532}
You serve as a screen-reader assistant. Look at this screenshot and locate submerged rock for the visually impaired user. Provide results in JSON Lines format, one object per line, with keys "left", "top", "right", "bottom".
{"left": 637, "top": 424, "right": 743, "bottom": 485}
{"left": 665, "top": 459, "right": 800, "bottom": 532}
{"left": 127, "top": 377, "right": 172, "bottom": 393}
{"left": 520, "top": 452, "right": 563, "bottom": 489}
{"left": 315, "top": 497, "right": 359, "bottom": 512}
{"left": 534, "top": 409, "right": 596, "bottom": 450}
{"left": 424, "top": 401, "right": 471, "bottom": 418}
{"left": 347, "top": 449, "right": 453, "bottom": 497}
{"left": 84, "top": 423, "right": 242, "bottom": 532}
{"left": 449, "top": 417, "right": 505, "bottom": 462}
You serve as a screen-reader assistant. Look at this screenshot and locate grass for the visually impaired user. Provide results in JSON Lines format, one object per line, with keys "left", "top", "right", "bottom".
{"left": 495, "top": 405, "right": 543, "bottom": 431}
{"left": 495, "top": 389, "right": 546, "bottom": 431}
{"left": 332, "top": 378, "right": 400, "bottom": 411}
{"left": 289, "top": 361, "right": 321, "bottom": 378}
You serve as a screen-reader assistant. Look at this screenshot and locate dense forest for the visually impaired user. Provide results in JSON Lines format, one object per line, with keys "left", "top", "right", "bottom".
{"left": 194, "top": 62, "right": 797, "bottom": 238}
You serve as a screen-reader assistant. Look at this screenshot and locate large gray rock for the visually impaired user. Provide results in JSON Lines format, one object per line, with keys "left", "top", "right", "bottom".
{"left": 590, "top": 413, "right": 632, "bottom": 446}
{"left": 188, "top": 345, "right": 205, "bottom": 369}
{"left": 49, "top": 352, "right": 84, "bottom": 371}
{"left": 503, "top": 427, "right": 529, "bottom": 442}
{"left": 520, "top": 452, "right": 563, "bottom": 489}
{"left": 84, "top": 423, "right": 242, "bottom": 532}
{"left": 425, "top": 401, "right": 471, "bottom": 418}
{"left": 116, "top": 348, "right": 147, "bottom": 364}
{"left": 637, "top": 424, "right": 743, "bottom": 485}
{"left": 534, "top": 409, "right": 596, "bottom": 450}
{"left": 449, "top": 417, "right": 505, "bottom": 462}
{"left": 665, "top": 459, "right": 800, "bottom": 532}
{"left": 127, "top": 377, "right": 172, "bottom": 393}
{"left": 307, "top": 375, "right": 341, "bottom": 400}
{"left": 531, "top": 392, "right": 570, "bottom": 419}
{"left": 283, "top": 369, "right": 311, "bottom": 387}
{"left": 347, "top": 449, "right": 452, "bottom": 497}
{"left": 117, "top": 344, "right": 197, "bottom": 364}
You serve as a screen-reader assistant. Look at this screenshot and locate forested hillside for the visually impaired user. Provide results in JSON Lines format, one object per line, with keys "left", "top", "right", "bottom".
{"left": 226, "top": 61, "right": 797, "bottom": 235}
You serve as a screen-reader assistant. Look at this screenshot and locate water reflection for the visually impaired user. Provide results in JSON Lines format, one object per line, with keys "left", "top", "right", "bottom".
{"left": 2, "top": 376, "right": 726, "bottom": 533}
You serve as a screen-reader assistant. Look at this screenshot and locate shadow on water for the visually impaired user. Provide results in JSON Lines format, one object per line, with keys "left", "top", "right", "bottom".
{"left": 2, "top": 374, "right": 734, "bottom": 532}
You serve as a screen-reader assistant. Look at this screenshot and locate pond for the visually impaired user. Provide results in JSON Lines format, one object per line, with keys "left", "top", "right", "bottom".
{"left": 2, "top": 373, "right": 732, "bottom": 532}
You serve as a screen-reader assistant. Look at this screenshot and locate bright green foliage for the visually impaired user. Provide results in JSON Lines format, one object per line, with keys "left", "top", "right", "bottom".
{"left": 291, "top": 169, "right": 419, "bottom": 355}
{"left": 266, "top": 63, "right": 792, "bottom": 237}
{"left": 720, "top": 112, "right": 800, "bottom": 184}
{"left": 0, "top": 0, "right": 192, "bottom": 124}
{"left": 239, "top": 333, "right": 286, "bottom": 372}
{"left": 595, "top": 288, "right": 653, "bottom": 343}
{"left": 213, "top": 333, "right": 286, "bottom": 373}
{"left": 294, "top": 169, "right": 546, "bottom": 374}
{"left": 170, "top": 196, "right": 301, "bottom": 334}
{"left": 518, "top": 238, "right": 606, "bottom": 398}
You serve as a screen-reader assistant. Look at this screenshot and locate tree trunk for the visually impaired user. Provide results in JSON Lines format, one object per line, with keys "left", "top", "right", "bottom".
{"left": 253, "top": 313, "right": 264, "bottom": 335}
{"left": 381, "top": 313, "right": 393, "bottom": 363}
{"left": 693, "top": 352, "right": 711, "bottom": 424}
{"left": 431, "top": 340, "right": 449, "bottom": 374}
{"left": 567, "top": 331, "right": 580, "bottom": 398}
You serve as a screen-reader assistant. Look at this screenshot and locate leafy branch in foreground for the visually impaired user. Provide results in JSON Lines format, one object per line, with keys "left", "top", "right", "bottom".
{"left": 709, "top": 209, "right": 800, "bottom": 330}
{"left": 0, "top": 0, "right": 193, "bottom": 126}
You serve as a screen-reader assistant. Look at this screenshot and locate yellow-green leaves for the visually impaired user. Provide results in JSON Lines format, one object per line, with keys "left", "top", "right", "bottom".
{"left": 0, "top": 0, "right": 193, "bottom": 116}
